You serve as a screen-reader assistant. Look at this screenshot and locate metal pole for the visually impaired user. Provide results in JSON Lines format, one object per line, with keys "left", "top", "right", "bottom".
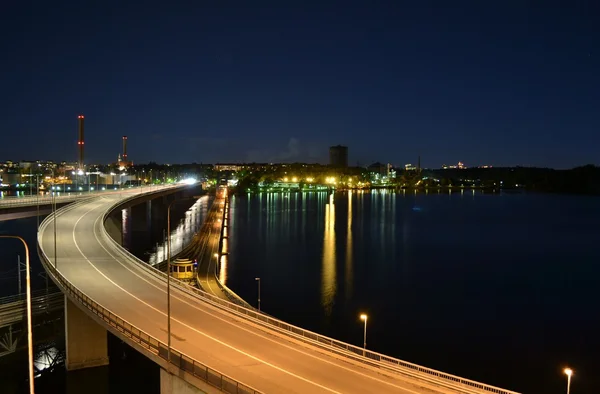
{"left": 363, "top": 317, "right": 367, "bottom": 351}
{"left": 255, "top": 277, "right": 261, "bottom": 311}
{"left": 53, "top": 186, "right": 57, "bottom": 270}
{"left": 167, "top": 202, "right": 172, "bottom": 367}
{"left": 0, "top": 236, "right": 34, "bottom": 394}
{"left": 36, "top": 174, "right": 39, "bottom": 229}
{"left": 18, "top": 255, "right": 22, "bottom": 294}
{"left": 567, "top": 374, "right": 571, "bottom": 394}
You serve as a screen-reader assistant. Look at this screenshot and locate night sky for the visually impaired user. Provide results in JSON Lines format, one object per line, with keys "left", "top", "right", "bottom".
{"left": 1, "top": 2, "right": 598, "bottom": 168}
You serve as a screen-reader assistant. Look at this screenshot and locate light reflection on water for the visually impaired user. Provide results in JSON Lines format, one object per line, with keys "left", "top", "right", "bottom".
{"left": 219, "top": 254, "right": 228, "bottom": 285}
{"left": 148, "top": 196, "right": 209, "bottom": 265}
{"left": 345, "top": 190, "right": 353, "bottom": 300}
{"left": 34, "top": 346, "right": 59, "bottom": 375}
{"left": 321, "top": 193, "right": 336, "bottom": 315}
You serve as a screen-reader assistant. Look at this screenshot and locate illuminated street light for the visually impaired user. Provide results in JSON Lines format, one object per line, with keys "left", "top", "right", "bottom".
{"left": 360, "top": 314, "right": 368, "bottom": 356}
{"left": 564, "top": 368, "right": 573, "bottom": 394}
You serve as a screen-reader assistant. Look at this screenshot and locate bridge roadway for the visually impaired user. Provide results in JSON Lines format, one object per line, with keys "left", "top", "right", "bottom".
{"left": 38, "top": 188, "right": 516, "bottom": 394}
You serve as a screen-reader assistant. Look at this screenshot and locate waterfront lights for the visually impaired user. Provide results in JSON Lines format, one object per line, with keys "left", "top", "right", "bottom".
{"left": 564, "top": 368, "right": 573, "bottom": 394}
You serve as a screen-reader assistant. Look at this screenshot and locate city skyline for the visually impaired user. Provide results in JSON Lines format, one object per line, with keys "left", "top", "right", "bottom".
{"left": 2, "top": 2, "right": 598, "bottom": 168}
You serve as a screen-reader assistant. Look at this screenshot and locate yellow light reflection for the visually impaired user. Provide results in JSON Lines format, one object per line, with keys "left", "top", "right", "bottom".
{"left": 322, "top": 193, "right": 336, "bottom": 315}
{"left": 345, "top": 191, "right": 353, "bottom": 300}
{"left": 219, "top": 255, "right": 228, "bottom": 285}
{"left": 222, "top": 238, "right": 228, "bottom": 255}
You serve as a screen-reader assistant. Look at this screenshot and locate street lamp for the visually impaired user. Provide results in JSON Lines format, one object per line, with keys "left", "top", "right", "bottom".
{"left": 0, "top": 236, "right": 34, "bottom": 394}
{"left": 255, "top": 277, "right": 261, "bottom": 311}
{"left": 36, "top": 164, "right": 41, "bottom": 229}
{"left": 360, "top": 314, "right": 368, "bottom": 356}
{"left": 52, "top": 181, "right": 57, "bottom": 270}
{"left": 564, "top": 368, "right": 573, "bottom": 394}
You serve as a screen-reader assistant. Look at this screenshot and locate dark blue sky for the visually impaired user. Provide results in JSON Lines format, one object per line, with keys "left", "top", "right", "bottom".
{"left": 1, "top": 1, "right": 598, "bottom": 168}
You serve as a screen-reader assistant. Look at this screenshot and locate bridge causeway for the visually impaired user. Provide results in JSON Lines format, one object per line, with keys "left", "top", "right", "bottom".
{"left": 34, "top": 184, "right": 520, "bottom": 394}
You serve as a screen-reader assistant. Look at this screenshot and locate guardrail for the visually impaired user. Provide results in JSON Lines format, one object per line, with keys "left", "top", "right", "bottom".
{"left": 0, "top": 288, "right": 60, "bottom": 305}
{"left": 37, "top": 184, "right": 262, "bottom": 394}
{"left": 0, "top": 194, "right": 96, "bottom": 209}
{"left": 98, "top": 191, "right": 520, "bottom": 394}
{"left": 0, "top": 291, "right": 64, "bottom": 326}
{"left": 0, "top": 184, "right": 173, "bottom": 209}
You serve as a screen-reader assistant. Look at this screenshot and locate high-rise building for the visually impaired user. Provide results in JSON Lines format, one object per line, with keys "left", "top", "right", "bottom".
{"left": 329, "top": 145, "right": 348, "bottom": 168}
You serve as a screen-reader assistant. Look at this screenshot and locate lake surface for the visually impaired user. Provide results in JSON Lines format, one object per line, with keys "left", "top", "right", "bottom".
{"left": 224, "top": 190, "right": 600, "bottom": 394}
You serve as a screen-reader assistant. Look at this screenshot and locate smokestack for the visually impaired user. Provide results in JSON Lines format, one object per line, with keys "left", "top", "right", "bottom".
{"left": 122, "top": 136, "right": 128, "bottom": 162}
{"left": 78, "top": 115, "right": 85, "bottom": 170}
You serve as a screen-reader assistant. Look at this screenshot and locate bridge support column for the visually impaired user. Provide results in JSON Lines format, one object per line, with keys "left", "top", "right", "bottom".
{"left": 160, "top": 368, "right": 216, "bottom": 394}
{"left": 65, "top": 297, "right": 109, "bottom": 371}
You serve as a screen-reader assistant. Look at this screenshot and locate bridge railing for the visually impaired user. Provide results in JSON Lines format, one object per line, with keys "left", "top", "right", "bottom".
{"left": 100, "top": 191, "right": 520, "bottom": 394}
{"left": 37, "top": 184, "right": 262, "bottom": 394}
{"left": 0, "top": 184, "right": 171, "bottom": 209}
{"left": 0, "top": 194, "right": 97, "bottom": 209}
{"left": 0, "top": 291, "right": 64, "bottom": 327}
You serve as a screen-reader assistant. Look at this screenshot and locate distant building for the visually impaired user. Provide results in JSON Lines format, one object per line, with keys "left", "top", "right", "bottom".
{"left": 368, "top": 162, "right": 387, "bottom": 175}
{"left": 214, "top": 163, "right": 242, "bottom": 172}
{"left": 0, "top": 171, "right": 21, "bottom": 186}
{"left": 442, "top": 162, "right": 467, "bottom": 170}
{"left": 329, "top": 145, "right": 348, "bottom": 168}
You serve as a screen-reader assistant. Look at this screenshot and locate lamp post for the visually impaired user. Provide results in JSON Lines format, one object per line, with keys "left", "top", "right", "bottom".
{"left": 0, "top": 236, "right": 34, "bottom": 394}
{"left": 564, "top": 368, "right": 573, "bottom": 394}
{"left": 255, "top": 277, "right": 261, "bottom": 311}
{"left": 360, "top": 314, "right": 368, "bottom": 356}
{"left": 52, "top": 182, "right": 57, "bottom": 270}
{"left": 36, "top": 164, "right": 40, "bottom": 229}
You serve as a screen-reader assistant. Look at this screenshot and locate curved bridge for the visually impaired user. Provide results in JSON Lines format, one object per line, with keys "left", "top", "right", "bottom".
{"left": 37, "top": 186, "right": 519, "bottom": 394}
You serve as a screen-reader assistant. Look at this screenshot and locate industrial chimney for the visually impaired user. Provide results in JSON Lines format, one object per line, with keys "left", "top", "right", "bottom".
{"left": 122, "top": 136, "right": 128, "bottom": 162}
{"left": 77, "top": 115, "right": 85, "bottom": 170}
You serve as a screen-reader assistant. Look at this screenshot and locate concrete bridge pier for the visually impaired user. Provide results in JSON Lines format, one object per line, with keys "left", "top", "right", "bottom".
{"left": 65, "top": 297, "right": 109, "bottom": 371}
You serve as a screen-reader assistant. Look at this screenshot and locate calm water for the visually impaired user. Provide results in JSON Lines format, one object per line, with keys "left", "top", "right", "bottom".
{"left": 225, "top": 190, "right": 600, "bottom": 394}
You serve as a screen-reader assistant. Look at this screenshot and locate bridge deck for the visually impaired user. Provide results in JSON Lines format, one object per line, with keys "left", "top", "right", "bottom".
{"left": 38, "top": 190, "right": 516, "bottom": 394}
